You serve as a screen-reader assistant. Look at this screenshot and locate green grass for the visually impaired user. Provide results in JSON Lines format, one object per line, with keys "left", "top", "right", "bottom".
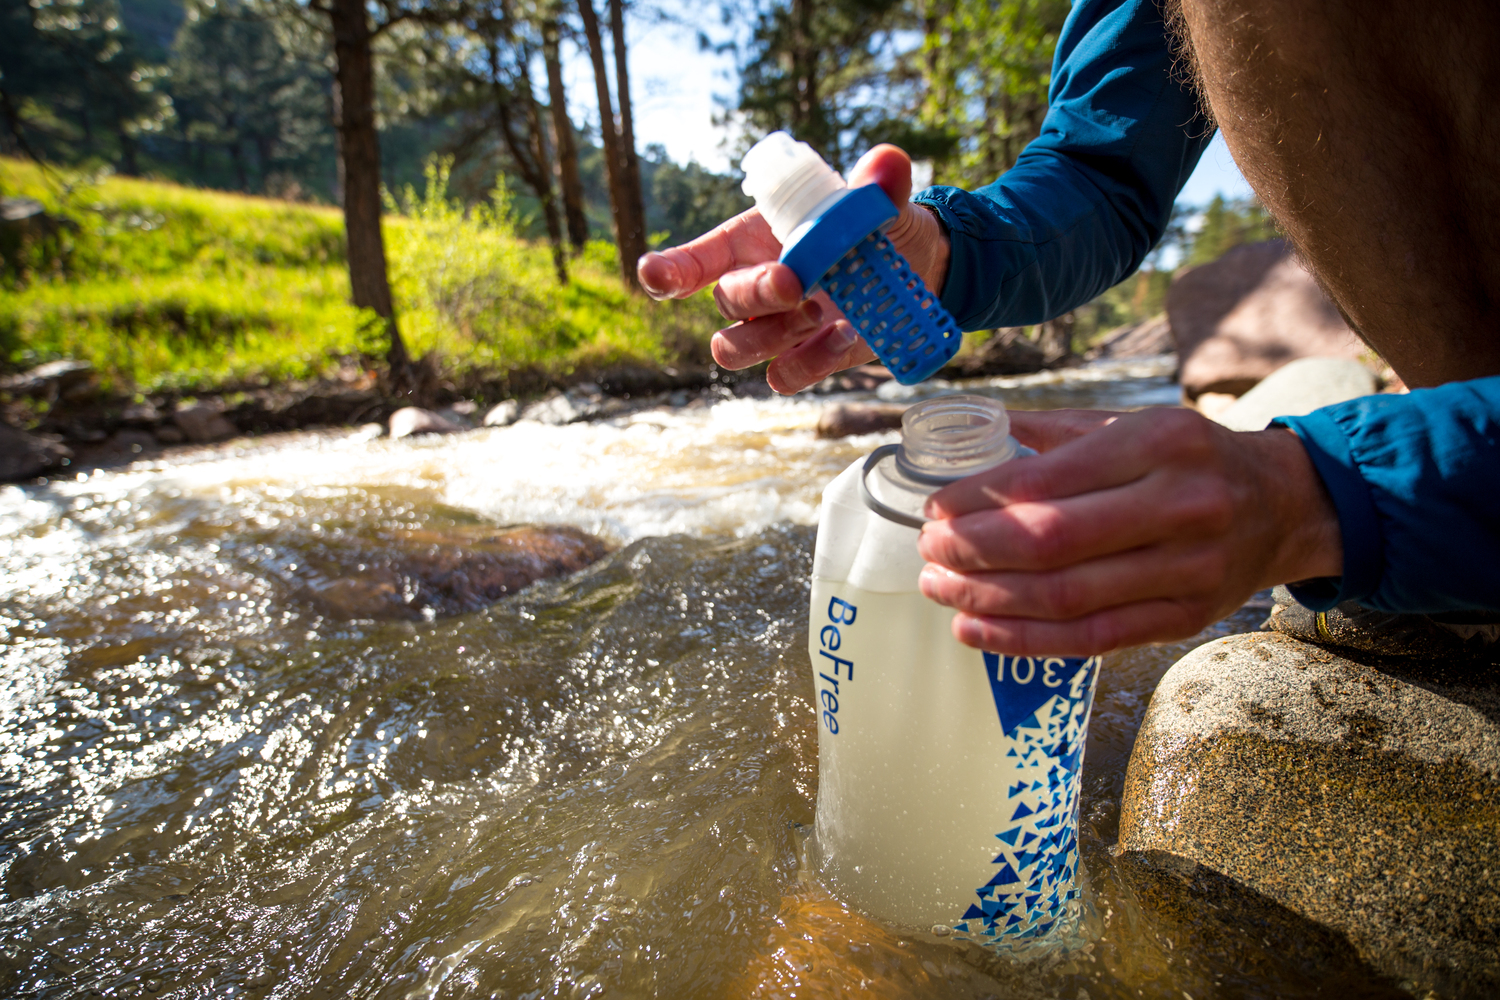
{"left": 0, "top": 157, "right": 721, "bottom": 394}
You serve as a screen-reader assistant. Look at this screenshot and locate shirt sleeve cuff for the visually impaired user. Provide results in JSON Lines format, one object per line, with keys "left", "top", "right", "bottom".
{"left": 910, "top": 187, "right": 989, "bottom": 330}
{"left": 1272, "top": 409, "right": 1385, "bottom": 606}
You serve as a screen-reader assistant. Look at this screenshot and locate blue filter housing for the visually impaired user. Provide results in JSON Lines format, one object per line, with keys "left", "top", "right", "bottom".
{"left": 779, "top": 183, "right": 964, "bottom": 385}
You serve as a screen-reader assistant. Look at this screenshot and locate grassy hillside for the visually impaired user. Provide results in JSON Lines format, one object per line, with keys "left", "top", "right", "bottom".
{"left": 0, "top": 157, "right": 720, "bottom": 394}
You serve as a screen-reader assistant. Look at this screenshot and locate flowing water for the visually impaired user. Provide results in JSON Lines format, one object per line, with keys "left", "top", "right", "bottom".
{"left": 0, "top": 361, "right": 1406, "bottom": 999}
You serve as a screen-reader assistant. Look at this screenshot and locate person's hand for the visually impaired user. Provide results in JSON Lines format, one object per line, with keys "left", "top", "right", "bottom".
{"left": 636, "top": 145, "right": 951, "bottom": 394}
{"left": 916, "top": 407, "right": 1345, "bottom": 656}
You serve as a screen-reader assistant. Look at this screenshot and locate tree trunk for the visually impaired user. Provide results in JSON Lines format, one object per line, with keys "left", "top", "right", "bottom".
{"left": 607, "top": 0, "right": 647, "bottom": 275}
{"left": 1037, "top": 312, "right": 1076, "bottom": 365}
{"left": 489, "top": 36, "right": 568, "bottom": 285}
{"left": 327, "top": 0, "right": 411, "bottom": 388}
{"left": 576, "top": 0, "right": 640, "bottom": 292}
{"left": 542, "top": 16, "right": 589, "bottom": 253}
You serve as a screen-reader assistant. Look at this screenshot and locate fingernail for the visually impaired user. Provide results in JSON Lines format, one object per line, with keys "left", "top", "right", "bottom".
{"left": 824, "top": 321, "right": 857, "bottom": 353}
{"left": 637, "top": 253, "right": 673, "bottom": 299}
{"left": 799, "top": 299, "right": 824, "bottom": 325}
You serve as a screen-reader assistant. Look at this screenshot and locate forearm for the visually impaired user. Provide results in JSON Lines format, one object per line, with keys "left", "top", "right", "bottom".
{"left": 911, "top": 0, "right": 1213, "bottom": 330}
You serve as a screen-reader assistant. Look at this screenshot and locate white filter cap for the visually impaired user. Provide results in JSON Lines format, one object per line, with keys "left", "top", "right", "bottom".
{"left": 740, "top": 131, "right": 848, "bottom": 244}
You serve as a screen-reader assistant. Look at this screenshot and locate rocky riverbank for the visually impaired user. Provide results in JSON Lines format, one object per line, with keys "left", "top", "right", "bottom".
{"left": 0, "top": 357, "right": 777, "bottom": 482}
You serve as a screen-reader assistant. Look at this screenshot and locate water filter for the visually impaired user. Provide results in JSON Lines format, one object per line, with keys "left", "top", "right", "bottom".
{"left": 807, "top": 394, "right": 1100, "bottom": 948}
{"left": 740, "top": 132, "right": 964, "bottom": 385}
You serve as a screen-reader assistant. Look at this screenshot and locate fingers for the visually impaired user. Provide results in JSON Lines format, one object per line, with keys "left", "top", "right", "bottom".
{"left": 712, "top": 260, "right": 806, "bottom": 321}
{"left": 637, "top": 209, "right": 782, "bottom": 301}
{"left": 766, "top": 320, "right": 876, "bottom": 394}
{"left": 846, "top": 144, "right": 913, "bottom": 206}
{"left": 918, "top": 542, "right": 1227, "bottom": 620}
{"left": 712, "top": 300, "right": 827, "bottom": 370}
{"left": 920, "top": 469, "right": 1234, "bottom": 573}
{"left": 1005, "top": 408, "right": 1120, "bottom": 453}
{"left": 948, "top": 600, "right": 1208, "bottom": 657}
{"left": 925, "top": 407, "right": 1217, "bottom": 519}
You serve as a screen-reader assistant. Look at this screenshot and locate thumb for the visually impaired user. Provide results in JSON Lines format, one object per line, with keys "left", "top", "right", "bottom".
{"left": 846, "top": 144, "right": 912, "bottom": 207}
{"left": 1007, "top": 408, "right": 1122, "bottom": 453}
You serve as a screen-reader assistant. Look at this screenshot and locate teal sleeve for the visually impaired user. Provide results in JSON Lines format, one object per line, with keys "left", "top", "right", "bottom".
{"left": 910, "top": 0, "right": 1213, "bottom": 330}
{"left": 1274, "top": 376, "right": 1500, "bottom": 613}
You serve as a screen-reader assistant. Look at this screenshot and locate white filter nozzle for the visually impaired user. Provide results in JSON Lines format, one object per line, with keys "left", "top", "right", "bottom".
{"left": 740, "top": 131, "right": 848, "bottom": 245}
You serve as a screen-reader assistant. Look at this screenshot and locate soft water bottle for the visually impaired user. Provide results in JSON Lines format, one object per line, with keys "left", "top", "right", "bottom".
{"left": 740, "top": 132, "right": 963, "bottom": 385}
{"left": 807, "top": 394, "right": 1101, "bottom": 947}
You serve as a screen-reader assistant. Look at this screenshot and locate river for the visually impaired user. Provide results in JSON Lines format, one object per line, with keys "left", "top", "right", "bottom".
{"left": 0, "top": 360, "right": 1404, "bottom": 998}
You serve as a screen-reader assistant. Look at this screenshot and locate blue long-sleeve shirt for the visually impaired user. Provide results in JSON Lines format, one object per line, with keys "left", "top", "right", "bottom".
{"left": 910, "top": 0, "right": 1500, "bottom": 613}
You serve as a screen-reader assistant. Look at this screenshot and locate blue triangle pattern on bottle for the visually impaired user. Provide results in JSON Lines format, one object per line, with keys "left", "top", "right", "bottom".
{"left": 981, "top": 653, "right": 1059, "bottom": 737}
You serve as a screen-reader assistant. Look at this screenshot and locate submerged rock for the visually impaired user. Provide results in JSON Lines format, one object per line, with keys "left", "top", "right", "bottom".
{"left": 0, "top": 423, "right": 70, "bottom": 481}
{"left": 815, "top": 402, "right": 907, "bottom": 439}
{"left": 299, "top": 523, "right": 609, "bottom": 620}
{"left": 1169, "top": 240, "right": 1369, "bottom": 398}
{"left": 1120, "top": 631, "right": 1500, "bottom": 996}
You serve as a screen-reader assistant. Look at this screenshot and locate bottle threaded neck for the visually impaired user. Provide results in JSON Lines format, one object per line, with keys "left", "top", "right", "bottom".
{"left": 897, "top": 395, "right": 1015, "bottom": 483}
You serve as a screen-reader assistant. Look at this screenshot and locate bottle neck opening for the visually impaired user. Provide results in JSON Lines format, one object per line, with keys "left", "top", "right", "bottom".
{"left": 896, "top": 395, "right": 1015, "bottom": 484}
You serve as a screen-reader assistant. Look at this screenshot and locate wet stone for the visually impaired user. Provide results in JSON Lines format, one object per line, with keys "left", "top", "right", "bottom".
{"left": 1120, "top": 631, "right": 1500, "bottom": 997}
{"left": 388, "top": 406, "right": 466, "bottom": 439}
{"left": 173, "top": 403, "right": 238, "bottom": 443}
{"left": 0, "top": 423, "right": 70, "bottom": 481}
{"left": 815, "top": 402, "right": 907, "bottom": 439}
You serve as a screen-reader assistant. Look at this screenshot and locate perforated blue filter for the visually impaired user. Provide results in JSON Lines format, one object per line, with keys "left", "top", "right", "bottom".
{"left": 778, "top": 183, "right": 963, "bottom": 385}
{"left": 823, "top": 234, "right": 963, "bottom": 384}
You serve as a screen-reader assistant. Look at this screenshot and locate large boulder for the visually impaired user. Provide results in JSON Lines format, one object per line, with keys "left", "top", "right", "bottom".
{"left": 1212, "top": 356, "right": 1377, "bottom": 431}
{"left": 1168, "top": 240, "right": 1370, "bottom": 398}
{"left": 1120, "top": 631, "right": 1500, "bottom": 996}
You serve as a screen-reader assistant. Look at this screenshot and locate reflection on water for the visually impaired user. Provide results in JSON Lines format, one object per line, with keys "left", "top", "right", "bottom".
{"left": 0, "top": 365, "right": 1402, "bottom": 998}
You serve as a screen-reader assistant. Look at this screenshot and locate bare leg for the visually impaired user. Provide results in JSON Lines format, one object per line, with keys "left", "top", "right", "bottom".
{"left": 1176, "top": 0, "right": 1500, "bottom": 388}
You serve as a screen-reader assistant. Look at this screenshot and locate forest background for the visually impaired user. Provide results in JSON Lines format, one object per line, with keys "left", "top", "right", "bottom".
{"left": 0, "top": 0, "right": 1275, "bottom": 403}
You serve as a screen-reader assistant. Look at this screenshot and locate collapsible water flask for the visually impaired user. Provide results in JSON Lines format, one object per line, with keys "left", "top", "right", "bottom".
{"left": 740, "top": 132, "right": 964, "bottom": 385}
{"left": 807, "top": 394, "right": 1100, "bottom": 947}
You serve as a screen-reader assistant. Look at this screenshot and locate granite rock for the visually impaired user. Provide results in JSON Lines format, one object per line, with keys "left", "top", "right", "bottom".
{"left": 1265, "top": 585, "right": 1500, "bottom": 661}
{"left": 1168, "top": 240, "right": 1370, "bottom": 398}
{"left": 1120, "top": 631, "right": 1500, "bottom": 996}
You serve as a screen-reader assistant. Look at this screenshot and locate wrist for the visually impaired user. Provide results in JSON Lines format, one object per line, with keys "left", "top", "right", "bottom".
{"left": 888, "top": 203, "right": 951, "bottom": 297}
{"left": 1252, "top": 427, "right": 1345, "bottom": 585}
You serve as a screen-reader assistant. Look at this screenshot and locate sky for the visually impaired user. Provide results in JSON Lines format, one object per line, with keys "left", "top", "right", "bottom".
{"left": 559, "top": 9, "right": 1256, "bottom": 207}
